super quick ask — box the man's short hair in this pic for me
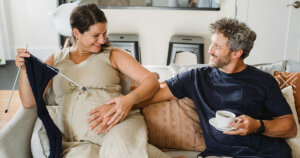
[210,18,256,59]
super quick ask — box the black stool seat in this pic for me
[108,34,141,63]
[167,35,204,65]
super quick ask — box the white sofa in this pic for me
[0,60,299,158]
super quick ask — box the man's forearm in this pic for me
[262,114,297,138]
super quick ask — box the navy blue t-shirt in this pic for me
[166,65,292,158]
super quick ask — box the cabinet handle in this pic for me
[287,1,300,8]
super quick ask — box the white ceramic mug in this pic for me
[216,110,241,128]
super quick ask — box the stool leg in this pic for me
[198,44,204,64]
[196,49,201,64]
[167,43,173,65]
[170,48,178,65]
[134,42,140,63]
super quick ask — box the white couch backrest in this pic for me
[122,60,300,95]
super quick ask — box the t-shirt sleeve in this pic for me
[264,78,292,117]
[166,70,193,99]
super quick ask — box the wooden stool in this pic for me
[167,35,204,65]
[108,34,141,63]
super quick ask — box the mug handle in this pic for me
[234,117,242,123]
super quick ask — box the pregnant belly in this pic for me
[61,90,122,141]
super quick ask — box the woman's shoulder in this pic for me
[109,47,137,67]
[97,45,119,58]
[110,47,126,54]
[53,47,71,66]
[110,47,134,58]
[44,53,54,66]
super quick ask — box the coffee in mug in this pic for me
[216,110,241,128]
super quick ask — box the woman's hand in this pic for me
[15,48,30,70]
[87,95,134,134]
[88,103,116,134]
[103,95,135,127]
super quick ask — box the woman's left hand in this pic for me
[87,96,134,134]
[103,96,134,127]
[88,103,115,134]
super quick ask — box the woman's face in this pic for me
[75,22,107,53]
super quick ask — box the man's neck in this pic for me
[219,60,247,74]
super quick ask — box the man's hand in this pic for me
[223,115,260,136]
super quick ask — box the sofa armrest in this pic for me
[0,106,37,158]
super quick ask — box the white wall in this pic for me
[103,0,236,64]
[0,0,12,64]
[6,0,235,64]
[7,0,59,59]
[284,0,300,61]
[6,0,299,65]
[237,0,300,64]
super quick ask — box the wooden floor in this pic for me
[0,60,19,90]
[0,90,21,129]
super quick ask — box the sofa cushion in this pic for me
[253,60,286,75]
[120,73,132,95]
[144,65,173,82]
[164,150,199,158]
[286,60,300,73]
[168,64,208,77]
[282,86,300,158]
[31,118,49,158]
[121,66,165,95]
[31,106,59,158]
[273,71,300,124]
[142,97,206,151]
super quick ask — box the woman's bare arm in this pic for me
[16,49,54,108]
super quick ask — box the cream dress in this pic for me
[49,46,170,158]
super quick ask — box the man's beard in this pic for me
[209,54,231,68]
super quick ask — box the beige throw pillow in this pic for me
[282,86,300,158]
[273,71,300,124]
[31,106,59,158]
[142,97,205,151]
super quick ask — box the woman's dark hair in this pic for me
[210,18,256,59]
[70,3,110,49]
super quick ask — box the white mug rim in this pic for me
[216,110,236,119]
[215,110,237,128]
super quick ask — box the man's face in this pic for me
[208,33,232,68]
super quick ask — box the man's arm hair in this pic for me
[134,81,176,108]
[263,114,297,138]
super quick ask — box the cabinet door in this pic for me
[285,0,300,61]
[237,0,300,64]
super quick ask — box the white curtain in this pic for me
[0,0,11,65]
